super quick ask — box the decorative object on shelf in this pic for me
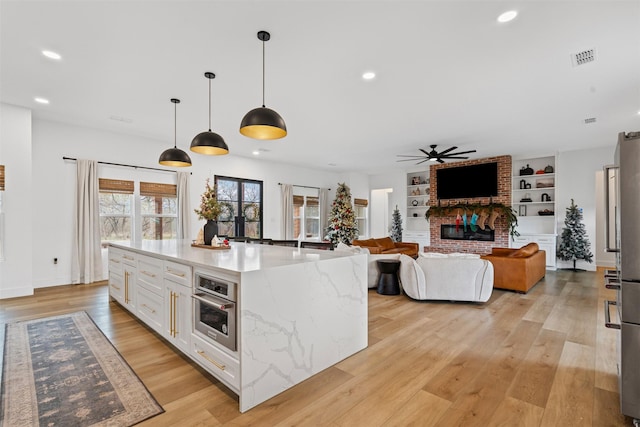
[520,195,532,202]
[425,202,519,238]
[412,188,420,196]
[325,182,358,245]
[390,205,403,242]
[159,98,192,167]
[519,205,527,216]
[544,165,554,173]
[195,229,204,245]
[519,164,534,175]
[239,30,287,140]
[243,203,260,221]
[194,178,221,245]
[519,179,526,189]
[525,182,532,189]
[557,198,593,271]
[190,72,229,156]
[412,176,420,185]
[413,213,418,217]
[536,179,554,188]
[411,199,419,206]
[396,144,477,164]
[541,193,551,202]
[535,169,545,174]
[538,209,554,216]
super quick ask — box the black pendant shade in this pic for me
[190,72,229,155]
[239,106,287,140]
[239,30,287,140]
[159,98,192,167]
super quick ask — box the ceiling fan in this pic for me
[397,145,477,164]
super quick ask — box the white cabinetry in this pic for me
[512,234,557,269]
[163,261,192,353]
[406,171,430,246]
[136,254,164,334]
[109,247,137,312]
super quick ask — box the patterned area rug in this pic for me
[1,311,163,426]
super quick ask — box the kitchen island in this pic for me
[108,240,367,412]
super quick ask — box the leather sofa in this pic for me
[398,253,494,302]
[481,243,546,293]
[351,237,419,258]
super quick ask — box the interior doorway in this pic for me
[370,188,393,238]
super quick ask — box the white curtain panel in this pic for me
[71,159,102,284]
[319,188,329,241]
[176,171,190,240]
[280,183,294,239]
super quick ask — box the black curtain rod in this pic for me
[63,157,192,175]
[278,182,330,191]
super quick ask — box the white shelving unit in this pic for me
[405,171,430,249]
[511,155,557,269]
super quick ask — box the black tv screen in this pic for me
[436,162,498,200]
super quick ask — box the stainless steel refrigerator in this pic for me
[604,131,640,424]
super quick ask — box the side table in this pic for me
[376,259,401,295]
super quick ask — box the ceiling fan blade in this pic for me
[437,158,445,164]
[396,158,425,162]
[418,148,433,157]
[441,149,477,157]
[416,158,432,165]
[396,154,427,158]
[437,146,458,156]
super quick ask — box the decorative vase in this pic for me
[203,220,218,245]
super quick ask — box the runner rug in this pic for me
[1,311,163,426]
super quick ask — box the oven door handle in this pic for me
[192,293,234,310]
[604,300,621,329]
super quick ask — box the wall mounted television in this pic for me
[436,162,498,200]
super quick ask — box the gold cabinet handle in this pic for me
[141,303,156,314]
[124,271,129,303]
[141,270,156,278]
[169,291,175,336]
[173,292,178,337]
[166,268,185,278]
[123,255,135,261]
[110,284,121,290]
[109,258,121,263]
[196,350,226,371]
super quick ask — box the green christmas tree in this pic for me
[325,183,359,245]
[557,199,593,271]
[390,205,403,242]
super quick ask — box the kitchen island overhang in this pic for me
[108,240,368,412]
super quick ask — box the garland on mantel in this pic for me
[425,202,519,238]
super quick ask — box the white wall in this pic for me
[369,170,407,236]
[0,104,34,298]
[21,115,342,291]
[556,146,614,271]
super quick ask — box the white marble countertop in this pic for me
[110,240,353,273]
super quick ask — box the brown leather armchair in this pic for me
[481,243,546,293]
[351,237,419,258]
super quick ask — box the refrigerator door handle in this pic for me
[604,164,620,253]
[604,300,621,329]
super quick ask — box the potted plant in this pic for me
[194,179,222,245]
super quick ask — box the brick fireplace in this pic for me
[425,155,512,255]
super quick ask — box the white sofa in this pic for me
[398,253,493,302]
[335,243,401,289]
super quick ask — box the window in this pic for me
[140,182,177,240]
[293,190,321,240]
[354,198,368,239]
[99,179,133,243]
[215,176,263,238]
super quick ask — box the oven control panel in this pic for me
[196,273,236,302]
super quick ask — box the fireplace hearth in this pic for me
[440,224,495,241]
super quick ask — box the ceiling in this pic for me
[1,1,639,173]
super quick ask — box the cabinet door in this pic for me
[137,285,164,334]
[164,281,191,353]
[123,265,137,312]
[109,271,124,303]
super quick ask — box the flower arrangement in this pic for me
[194,179,221,221]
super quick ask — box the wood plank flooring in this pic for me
[0,270,634,426]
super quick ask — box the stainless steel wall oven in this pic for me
[193,271,237,352]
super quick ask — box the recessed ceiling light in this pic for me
[34,97,50,104]
[497,10,518,23]
[328,162,337,167]
[42,50,61,60]
[252,150,260,155]
[362,72,376,80]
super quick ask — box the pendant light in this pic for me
[159,98,192,167]
[190,72,229,155]
[239,30,287,140]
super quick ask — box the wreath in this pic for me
[243,203,260,221]
[217,201,235,221]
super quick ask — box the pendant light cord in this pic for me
[174,102,177,148]
[262,38,266,108]
[208,77,212,131]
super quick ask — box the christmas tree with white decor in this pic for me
[390,205,403,242]
[557,199,593,271]
[325,183,359,246]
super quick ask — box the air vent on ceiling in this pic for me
[584,117,597,124]
[572,48,596,67]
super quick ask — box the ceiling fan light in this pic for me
[190,131,229,155]
[240,107,287,140]
[159,147,192,167]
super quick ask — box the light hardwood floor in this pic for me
[0,270,633,426]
